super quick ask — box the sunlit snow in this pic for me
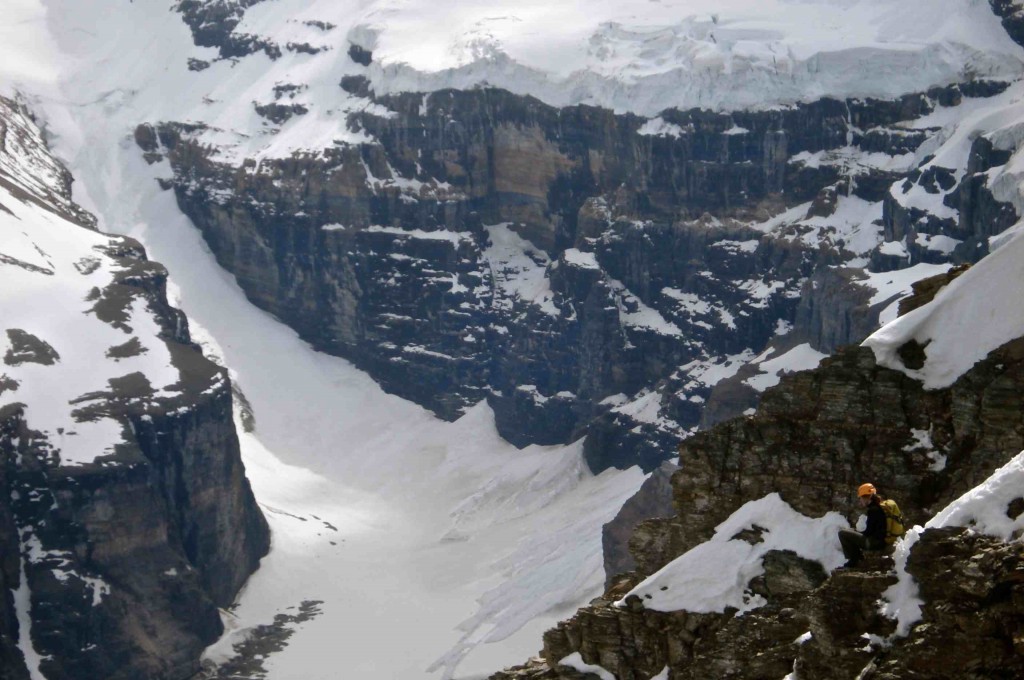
[617,494,847,613]
[865,227,1024,389]
[744,343,828,392]
[0,2,650,678]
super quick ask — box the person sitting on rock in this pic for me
[837,483,887,569]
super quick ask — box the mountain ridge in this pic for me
[0,93,269,680]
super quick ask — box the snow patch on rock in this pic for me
[617,493,847,613]
[864,228,1024,388]
[744,343,828,392]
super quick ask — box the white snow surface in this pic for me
[3,0,1024,676]
[562,248,600,270]
[296,0,1022,116]
[744,343,828,392]
[366,224,473,245]
[0,101,188,468]
[637,117,687,138]
[609,277,682,337]
[611,389,679,432]
[483,223,558,316]
[864,227,1024,389]
[675,350,758,393]
[558,652,616,680]
[796,194,884,256]
[3,0,1020,163]
[927,450,1024,541]
[13,549,45,680]
[853,263,952,326]
[618,494,847,613]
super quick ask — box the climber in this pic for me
[837,482,891,569]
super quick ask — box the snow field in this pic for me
[744,343,828,392]
[853,264,953,326]
[0,112,186,468]
[3,0,1024,676]
[316,0,1023,115]
[864,226,1024,389]
[9,0,1023,164]
[80,145,646,680]
[484,223,561,317]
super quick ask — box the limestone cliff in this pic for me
[0,96,269,680]
[146,72,1014,469]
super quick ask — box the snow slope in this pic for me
[617,494,847,613]
[1,3,646,678]
[0,99,190,468]
[744,343,829,393]
[351,0,1022,112]
[6,0,1021,163]
[851,74,1024,388]
[883,450,1024,636]
[116,170,646,680]
[864,227,1024,389]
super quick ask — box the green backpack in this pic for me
[881,499,906,544]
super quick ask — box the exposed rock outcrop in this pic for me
[862,527,1024,680]
[492,332,1024,680]
[658,335,1024,566]
[147,78,1013,469]
[174,0,279,59]
[991,0,1024,48]
[0,95,269,680]
[896,263,971,317]
[495,521,1024,680]
[601,462,678,588]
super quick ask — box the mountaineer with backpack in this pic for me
[837,483,905,569]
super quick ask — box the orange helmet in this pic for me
[857,483,877,498]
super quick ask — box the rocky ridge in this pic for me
[0,95,269,680]
[488,266,1024,679]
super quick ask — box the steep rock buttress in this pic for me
[0,95,269,680]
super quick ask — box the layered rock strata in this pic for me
[0,96,269,680]
[147,76,1014,468]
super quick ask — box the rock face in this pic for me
[863,527,1024,680]
[148,70,1015,469]
[896,263,971,317]
[490,332,1024,680]
[0,439,24,680]
[0,96,269,680]
[645,333,1024,575]
[601,461,678,588]
[175,0,279,59]
[991,0,1024,48]
[495,524,1024,680]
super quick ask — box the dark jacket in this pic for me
[863,499,887,549]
